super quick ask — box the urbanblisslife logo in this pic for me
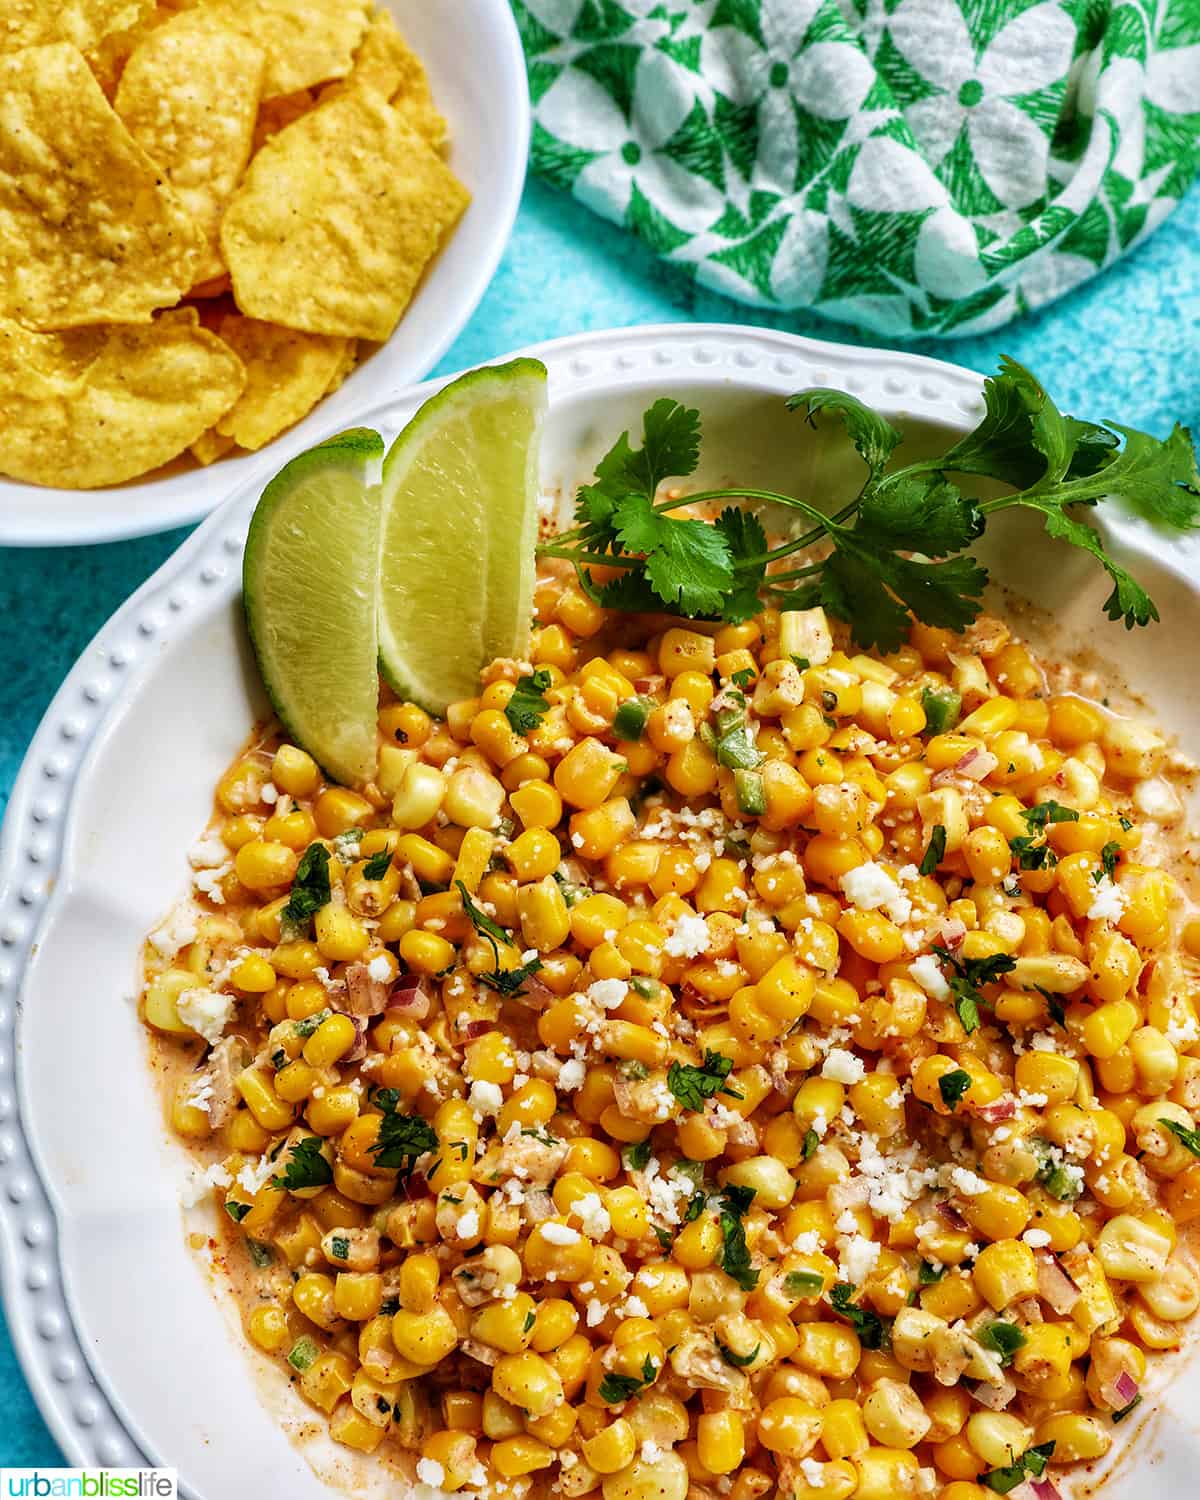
[0,1473,176,1497]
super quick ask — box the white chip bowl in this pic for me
[2,325,1199,1497]
[0,0,529,549]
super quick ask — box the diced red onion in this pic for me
[387,977,430,1018]
[402,1171,430,1200]
[1029,1479,1062,1500]
[978,1096,1016,1123]
[937,1199,968,1230]
[461,1018,495,1039]
[1036,1252,1081,1314]
[937,918,967,951]
[344,1015,367,1063]
[514,974,557,1010]
[972,1374,1016,1410]
[634,675,665,695]
[932,747,999,786]
[1114,1370,1140,1405]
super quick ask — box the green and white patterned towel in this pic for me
[513,0,1200,336]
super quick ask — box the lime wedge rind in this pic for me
[378,359,548,715]
[243,427,384,786]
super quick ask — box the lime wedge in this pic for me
[378,358,547,712]
[243,428,384,786]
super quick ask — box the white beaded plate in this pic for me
[1,325,1198,1496]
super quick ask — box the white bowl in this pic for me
[2,324,1198,1496]
[0,0,529,550]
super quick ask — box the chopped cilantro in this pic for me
[623,1139,652,1172]
[918,1261,945,1286]
[1160,1117,1200,1158]
[716,1339,760,1367]
[1022,800,1080,830]
[368,1110,438,1172]
[505,669,552,734]
[717,1185,759,1292]
[667,1050,738,1111]
[919,824,946,877]
[979,1320,1026,1366]
[938,1069,972,1110]
[362,848,393,881]
[801,1127,819,1161]
[981,1441,1055,1494]
[829,1283,887,1350]
[1100,840,1121,879]
[598,1355,658,1404]
[271,1136,332,1192]
[224,1200,251,1224]
[281,843,331,934]
[731,667,757,689]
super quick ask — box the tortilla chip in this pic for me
[251,87,314,153]
[0,307,245,487]
[187,0,369,99]
[0,43,203,329]
[83,4,170,96]
[222,86,469,341]
[115,13,265,285]
[0,0,152,53]
[350,9,446,148]
[323,337,358,396]
[191,426,237,464]
[211,313,349,450]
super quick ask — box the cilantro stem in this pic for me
[535,545,641,568]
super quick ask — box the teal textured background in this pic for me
[1,176,1198,1461]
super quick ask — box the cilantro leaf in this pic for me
[1010,834,1057,870]
[505,669,553,734]
[225,1200,251,1223]
[598,1354,658,1404]
[829,1283,887,1349]
[1034,504,1159,628]
[623,1139,652,1172]
[979,1320,1026,1367]
[714,505,768,624]
[456,879,543,993]
[613,493,733,616]
[802,1127,819,1161]
[981,1441,1055,1494]
[607,399,702,498]
[1022,800,1080,830]
[787,388,901,482]
[717,1186,759,1291]
[1100,840,1121,879]
[272,1135,333,1192]
[1160,1117,1200,1158]
[931,946,1015,1034]
[281,843,331,933]
[918,1260,945,1285]
[369,1110,438,1172]
[857,475,983,555]
[919,824,946,877]
[938,1069,972,1110]
[716,1339,760,1368]
[477,956,543,996]
[667,1051,737,1111]
[362,848,393,881]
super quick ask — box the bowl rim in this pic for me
[2,320,1198,1482]
[0,0,531,551]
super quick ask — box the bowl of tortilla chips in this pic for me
[0,0,529,546]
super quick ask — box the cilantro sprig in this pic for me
[828,1283,888,1350]
[280,843,332,935]
[982,1441,1055,1494]
[536,361,1199,651]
